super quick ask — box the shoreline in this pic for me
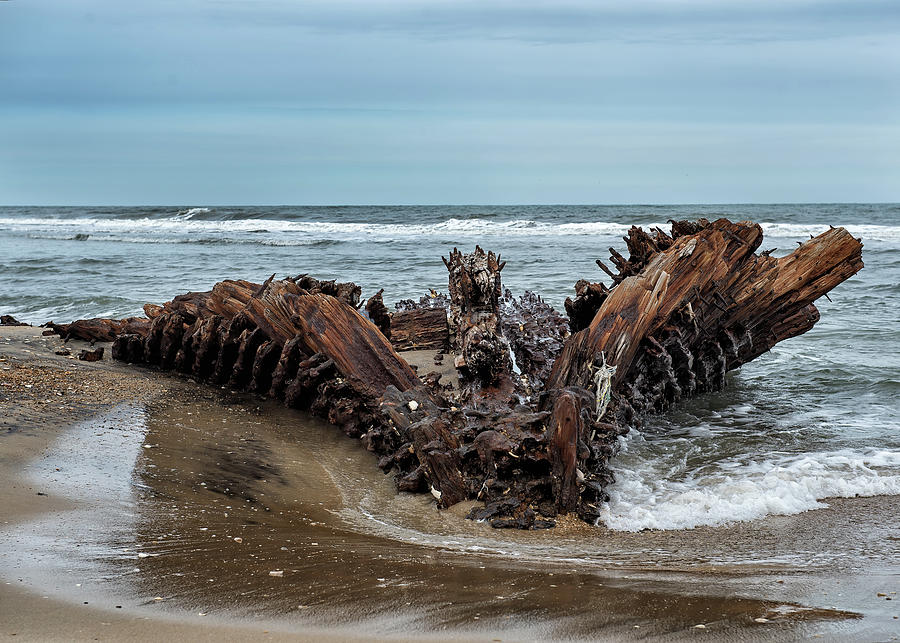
[1,326,898,641]
[0,327,392,642]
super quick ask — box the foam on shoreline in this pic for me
[601,447,900,531]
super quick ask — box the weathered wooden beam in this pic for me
[546,220,765,392]
[46,316,150,342]
[390,308,449,351]
[546,220,863,433]
[364,289,391,339]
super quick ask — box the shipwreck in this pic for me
[47,218,864,528]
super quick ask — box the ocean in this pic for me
[2,203,898,532]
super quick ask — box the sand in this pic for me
[1,325,898,642]
[0,328,376,641]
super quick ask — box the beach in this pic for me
[4,0,898,636]
[0,327,416,641]
[2,325,898,642]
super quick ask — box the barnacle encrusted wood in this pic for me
[52,218,863,528]
[443,245,512,390]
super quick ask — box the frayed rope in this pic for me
[590,351,617,420]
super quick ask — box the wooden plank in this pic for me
[390,308,449,351]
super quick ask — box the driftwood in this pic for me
[78,347,105,362]
[1,315,29,326]
[45,317,150,342]
[52,218,863,528]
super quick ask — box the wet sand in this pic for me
[1,326,898,641]
[0,328,373,642]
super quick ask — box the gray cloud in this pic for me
[0,1,897,204]
[204,0,900,44]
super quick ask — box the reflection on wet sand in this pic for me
[5,386,899,641]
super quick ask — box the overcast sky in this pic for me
[1,0,897,205]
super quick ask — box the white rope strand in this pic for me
[591,351,617,420]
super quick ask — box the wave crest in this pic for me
[174,207,212,219]
[2,215,899,245]
[600,448,900,531]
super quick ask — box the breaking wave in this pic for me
[600,445,900,531]
[1,215,898,246]
[23,231,343,247]
[174,207,212,219]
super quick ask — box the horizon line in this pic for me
[1,201,897,208]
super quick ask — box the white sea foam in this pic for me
[174,207,212,219]
[759,222,899,242]
[23,232,337,246]
[2,216,898,244]
[600,446,900,531]
[0,216,633,239]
